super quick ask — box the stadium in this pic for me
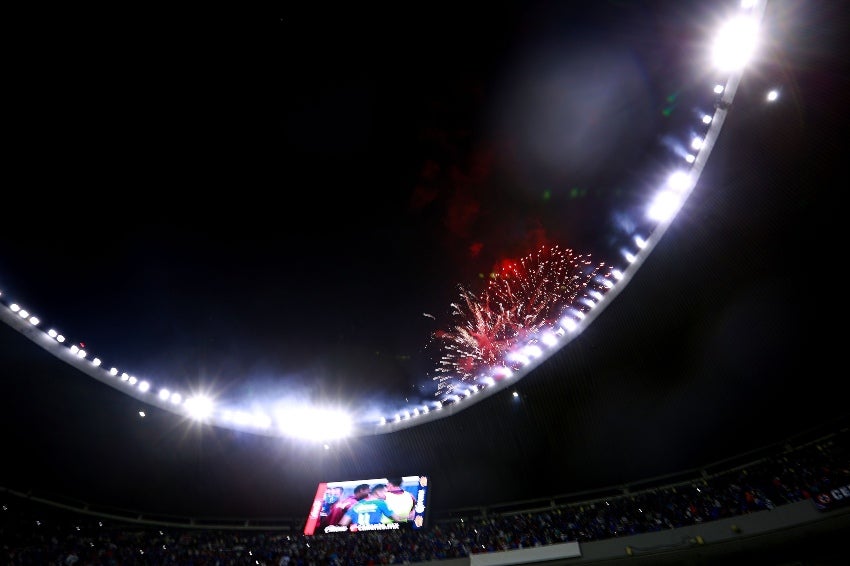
[2,0,849,563]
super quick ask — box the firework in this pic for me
[433,244,609,397]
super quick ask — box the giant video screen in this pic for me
[303,475,429,535]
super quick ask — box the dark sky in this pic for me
[2,0,848,521]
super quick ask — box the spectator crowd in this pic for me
[3,430,848,565]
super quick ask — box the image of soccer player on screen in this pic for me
[338,484,407,528]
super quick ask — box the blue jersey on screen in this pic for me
[345,498,395,525]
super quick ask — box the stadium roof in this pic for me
[1,0,847,522]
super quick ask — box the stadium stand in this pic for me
[3,421,849,565]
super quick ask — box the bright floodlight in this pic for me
[647,191,682,222]
[138,380,150,393]
[253,412,272,429]
[158,388,170,401]
[712,14,759,71]
[766,89,779,102]
[560,316,578,332]
[507,351,530,366]
[668,170,692,192]
[185,396,214,420]
[277,406,352,441]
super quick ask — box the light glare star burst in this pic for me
[433,245,609,397]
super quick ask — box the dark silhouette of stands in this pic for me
[3,419,849,565]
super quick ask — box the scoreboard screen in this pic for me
[303,475,429,536]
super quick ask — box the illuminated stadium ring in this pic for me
[0,0,768,442]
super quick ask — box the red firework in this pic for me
[433,244,609,397]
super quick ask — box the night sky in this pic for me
[2,0,848,521]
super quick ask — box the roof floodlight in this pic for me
[18,309,29,319]
[685,153,696,163]
[28,316,39,325]
[121,373,130,381]
[185,396,213,420]
[254,413,272,429]
[56,335,65,343]
[714,84,725,94]
[702,114,713,124]
[766,89,779,102]
[277,407,350,440]
[507,351,530,365]
[9,304,20,312]
[138,381,150,393]
[92,358,101,367]
[668,170,692,192]
[170,393,182,404]
[48,329,58,338]
[128,376,138,385]
[647,191,682,222]
[109,367,118,375]
[158,388,170,401]
[712,14,759,71]
[560,316,578,332]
